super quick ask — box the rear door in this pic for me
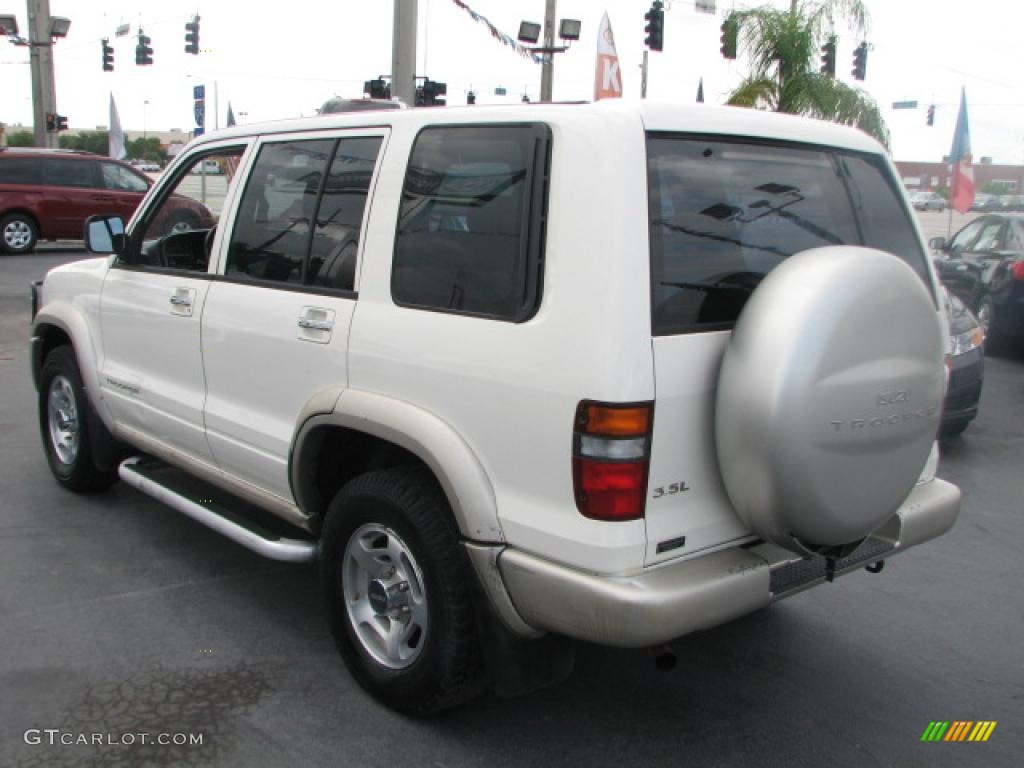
[201,129,387,501]
[644,134,934,566]
[39,157,97,238]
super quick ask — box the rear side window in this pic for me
[227,137,381,291]
[0,158,41,184]
[647,135,931,335]
[43,158,95,188]
[227,140,335,286]
[392,124,549,322]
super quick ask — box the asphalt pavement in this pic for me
[1,246,1021,768]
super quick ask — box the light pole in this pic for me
[143,100,149,141]
[1,1,71,148]
[517,1,581,102]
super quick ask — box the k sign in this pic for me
[594,12,622,100]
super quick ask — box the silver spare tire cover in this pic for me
[715,246,945,555]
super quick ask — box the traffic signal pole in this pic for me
[28,0,58,148]
[391,0,417,106]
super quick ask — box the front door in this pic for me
[99,142,249,462]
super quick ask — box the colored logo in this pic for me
[921,721,997,742]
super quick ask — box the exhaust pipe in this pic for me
[648,644,677,671]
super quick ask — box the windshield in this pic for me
[647,134,931,334]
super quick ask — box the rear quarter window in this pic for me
[647,135,931,335]
[392,123,550,322]
[0,158,42,185]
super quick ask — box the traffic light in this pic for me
[644,1,664,52]
[363,78,390,99]
[820,36,836,77]
[184,16,200,55]
[419,79,446,107]
[45,113,68,132]
[467,90,476,105]
[136,31,153,65]
[720,16,738,60]
[102,38,114,72]
[851,42,867,80]
[927,104,935,126]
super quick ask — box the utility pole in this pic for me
[391,0,417,106]
[28,0,58,148]
[540,0,556,102]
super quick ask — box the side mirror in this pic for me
[928,236,947,251]
[84,215,125,254]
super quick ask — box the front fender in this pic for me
[291,389,503,542]
[32,303,115,431]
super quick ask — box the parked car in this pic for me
[0,148,212,254]
[909,190,946,211]
[942,291,985,438]
[931,214,1024,346]
[31,101,960,714]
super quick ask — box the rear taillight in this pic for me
[572,401,653,521]
[1012,261,1024,281]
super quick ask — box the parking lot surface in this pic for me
[1,247,1021,767]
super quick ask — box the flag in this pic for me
[697,78,705,103]
[594,12,622,101]
[109,93,127,160]
[226,102,236,128]
[949,87,975,214]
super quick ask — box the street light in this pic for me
[0,14,19,36]
[517,3,582,102]
[2,8,73,148]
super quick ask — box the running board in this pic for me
[119,457,318,563]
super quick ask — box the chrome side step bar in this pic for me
[119,457,318,563]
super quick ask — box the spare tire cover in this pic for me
[715,246,945,554]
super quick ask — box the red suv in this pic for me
[0,148,212,254]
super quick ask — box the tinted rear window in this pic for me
[0,158,41,184]
[647,135,930,335]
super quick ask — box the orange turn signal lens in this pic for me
[579,404,652,437]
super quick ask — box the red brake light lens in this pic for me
[1012,261,1024,281]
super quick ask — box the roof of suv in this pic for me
[187,100,886,158]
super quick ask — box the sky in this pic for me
[2,0,1022,163]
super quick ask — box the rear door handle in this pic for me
[170,295,192,307]
[297,306,335,343]
[297,318,333,332]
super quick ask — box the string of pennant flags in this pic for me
[450,0,542,64]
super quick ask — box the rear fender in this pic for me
[290,389,502,542]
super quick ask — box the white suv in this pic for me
[30,101,960,714]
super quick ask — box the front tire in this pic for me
[0,212,38,254]
[38,346,118,491]
[320,466,485,715]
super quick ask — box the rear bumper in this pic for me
[487,478,961,647]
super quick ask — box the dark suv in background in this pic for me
[0,148,212,254]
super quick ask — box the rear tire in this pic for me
[0,212,38,254]
[38,346,118,491]
[320,466,485,715]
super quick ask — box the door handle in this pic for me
[170,295,193,307]
[297,317,333,332]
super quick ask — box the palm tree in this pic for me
[725,0,889,148]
